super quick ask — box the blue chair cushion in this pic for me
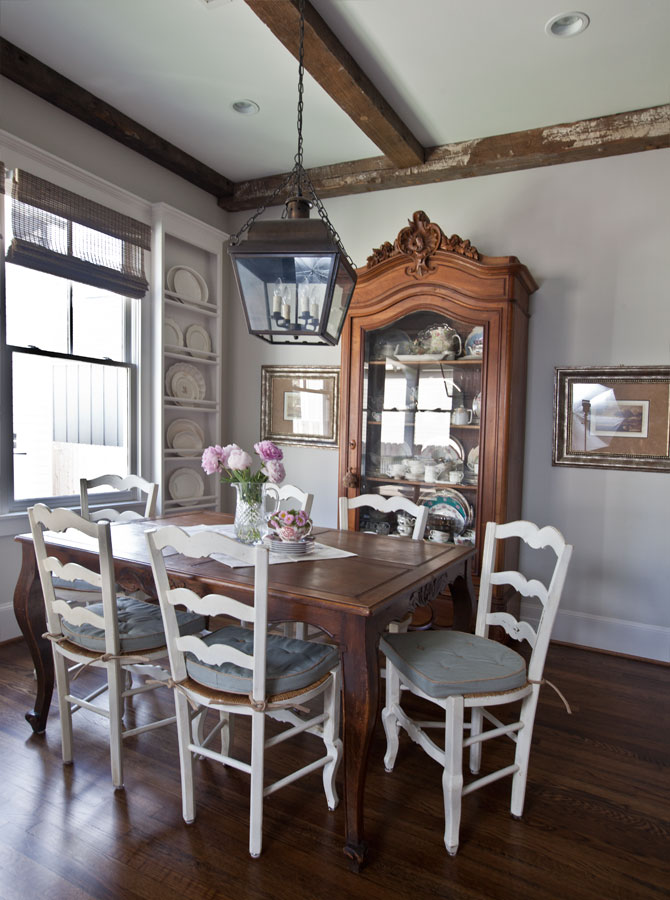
[380,630,528,699]
[61,596,205,653]
[52,576,103,601]
[186,625,339,696]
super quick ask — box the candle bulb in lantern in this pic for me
[309,301,319,319]
[281,302,291,320]
[272,278,283,315]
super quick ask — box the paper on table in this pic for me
[159,523,357,567]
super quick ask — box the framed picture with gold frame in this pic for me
[553,366,670,472]
[261,365,340,449]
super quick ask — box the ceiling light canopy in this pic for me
[228,0,357,345]
[545,11,590,37]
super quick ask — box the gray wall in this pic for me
[1,77,668,660]
[227,150,670,661]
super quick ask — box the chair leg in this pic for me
[442,695,464,856]
[175,692,196,824]
[220,710,232,759]
[192,707,207,759]
[321,668,342,811]
[107,661,124,790]
[53,650,73,765]
[382,661,402,772]
[510,690,540,818]
[249,711,266,858]
[469,708,483,774]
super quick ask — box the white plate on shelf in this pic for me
[168,468,204,503]
[166,363,206,402]
[166,266,209,304]
[394,353,446,362]
[171,430,203,457]
[164,317,184,348]
[185,324,212,357]
[467,445,479,471]
[166,417,205,447]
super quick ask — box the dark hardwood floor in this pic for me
[0,640,667,900]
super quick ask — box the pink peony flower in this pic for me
[262,459,285,484]
[254,440,283,462]
[201,445,226,475]
[228,448,253,471]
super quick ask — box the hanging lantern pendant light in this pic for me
[228,0,357,345]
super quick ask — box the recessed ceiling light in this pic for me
[232,99,260,116]
[545,11,590,37]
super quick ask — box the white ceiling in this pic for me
[1,0,669,184]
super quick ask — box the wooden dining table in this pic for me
[14,510,476,869]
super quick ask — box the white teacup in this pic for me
[448,469,464,484]
[389,463,406,478]
[429,529,449,543]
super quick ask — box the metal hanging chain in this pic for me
[230,0,353,267]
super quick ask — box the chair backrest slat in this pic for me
[146,526,269,703]
[339,494,429,541]
[476,519,573,682]
[80,474,158,521]
[276,483,314,517]
[28,503,122,654]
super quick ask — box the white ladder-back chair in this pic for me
[340,493,429,635]
[275,483,314,517]
[146,525,343,858]
[80,473,158,523]
[380,520,573,855]
[339,493,429,541]
[28,504,205,789]
[50,474,159,606]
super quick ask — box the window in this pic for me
[1,166,150,511]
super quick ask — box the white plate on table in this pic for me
[166,266,209,304]
[164,317,184,348]
[168,468,204,503]
[166,417,204,447]
[263,534,315,555]
[166,363,206,403]
[185,324,212,357]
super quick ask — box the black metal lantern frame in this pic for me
[228,0,357,345]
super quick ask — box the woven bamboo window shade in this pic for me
[5,168,151,298]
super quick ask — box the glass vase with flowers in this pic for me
[201,440,285,543]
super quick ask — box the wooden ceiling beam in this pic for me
[223,104,670,211]
[0,39,235,200]
[243,0,424,169]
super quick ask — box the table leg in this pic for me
[13,541,52,733]
[340,617,379,871]
[449,558,476,632]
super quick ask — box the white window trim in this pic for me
[0,131,154,523]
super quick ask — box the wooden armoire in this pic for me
[338,211,538,625]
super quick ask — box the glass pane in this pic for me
[5,263,69,352]
[12,352,129,502]
[72,283,126,360]
[360,313,483,545]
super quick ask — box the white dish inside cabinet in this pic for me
[152,204,228,514]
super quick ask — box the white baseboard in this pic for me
[521,601,670,663]
[0,602,21,644]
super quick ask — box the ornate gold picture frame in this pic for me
[261,365,340,449]
[553,366,670,472]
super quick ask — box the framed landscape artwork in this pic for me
[553,366,670,472]
[260,365,340,449]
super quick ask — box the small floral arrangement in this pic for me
[201,440,285,502]
[267,508,313,542]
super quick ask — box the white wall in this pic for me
[227,149,670,662]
